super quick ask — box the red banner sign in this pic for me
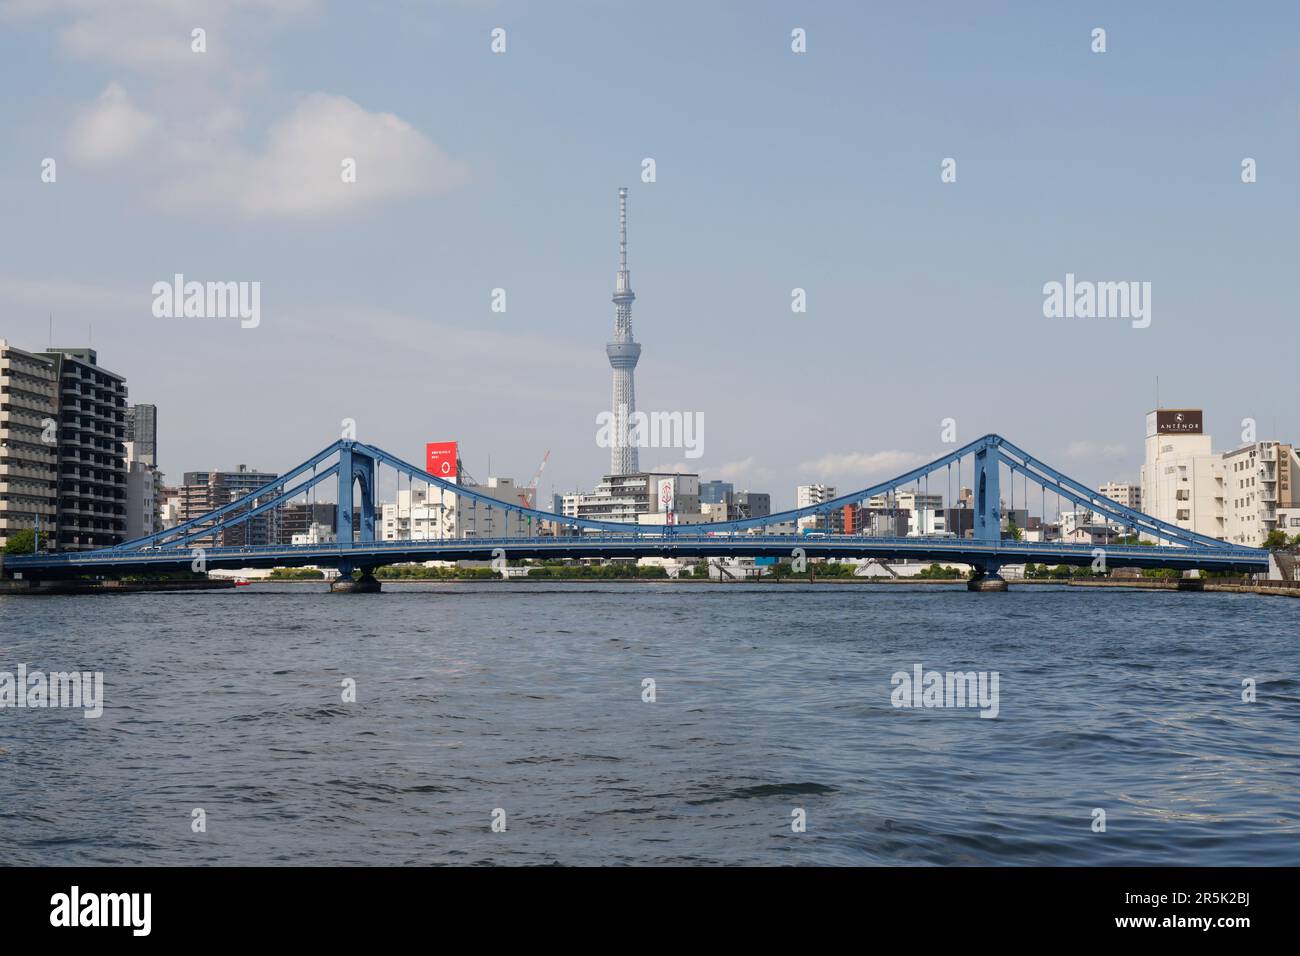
[426,441,458,480]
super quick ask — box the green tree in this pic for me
[918,562,962,579]
[269,567,324,579]
[3,528,36,554]
[1263,529,1291,550]
[1005,520,1023,541]
[1142,567,1181,579]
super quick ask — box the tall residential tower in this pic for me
[606,187,641,476]
[0,340,59,549]
[44,347,128,551]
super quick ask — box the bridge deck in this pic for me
[4,533,1270,578]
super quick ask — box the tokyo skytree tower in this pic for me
[605,187,642,476]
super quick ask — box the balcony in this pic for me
[0,411,39,431]
[0,462,57,481]
[2,385,56,407]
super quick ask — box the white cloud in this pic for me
[714,457,776,490]
[13,0,465,216]
[797,449,929,482]
[713,456,758,481]
[159,93,470,216]
[2,0,315,70]
[66,82,156,162]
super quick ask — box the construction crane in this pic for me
[517,451,550,510]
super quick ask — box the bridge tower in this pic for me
[973,441,1001,543]
[970,439,1007,591]
[606,186,641,476]
[333,442,381,592]
[336,442,377,544]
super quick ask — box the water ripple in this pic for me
[0,582,1297,865]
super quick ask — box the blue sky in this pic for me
[1,1,1297,509]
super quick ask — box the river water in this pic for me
[1,582,1297,866]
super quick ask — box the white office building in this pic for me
[1277,506,1300,539]
[1138,409,1225,541]
[796,483,838,532]
[1058,510,1093,537]
[158,492,182,530]
[796,484,836,508]
[865,490,945,536]
[1099,482,1141,511]
[123,440,160,541]
[1222,441,1300,547]
[563,472,700,526]
[292,522,337,545]
[382,477,532,540]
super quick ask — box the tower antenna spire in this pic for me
[618,186,628,271]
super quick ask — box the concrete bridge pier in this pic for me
[967,565,1008,592]
[330,566,382,593]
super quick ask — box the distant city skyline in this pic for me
[2,2,1297,511]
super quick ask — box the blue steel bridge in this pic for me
[3,434,1269,588]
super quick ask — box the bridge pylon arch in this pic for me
[337,442,377,545]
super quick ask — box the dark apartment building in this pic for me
[180,465,280,547]
[731,491,770,520]
[0,340,60,548]
[278,502,337,545]
[44,347,128,551]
